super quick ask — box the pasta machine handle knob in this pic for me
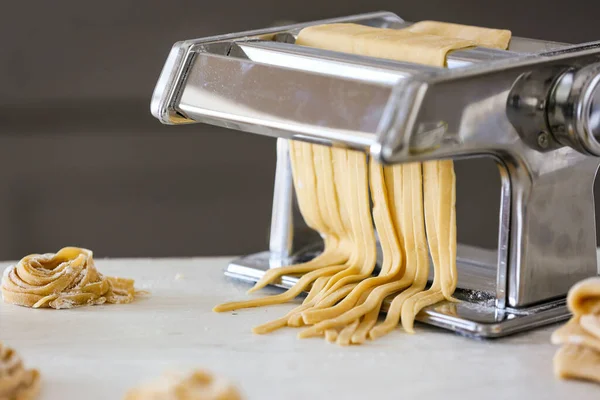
[547,62,600,156]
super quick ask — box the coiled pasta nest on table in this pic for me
[1,247,137,309]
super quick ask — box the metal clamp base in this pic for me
[225,248,569,339]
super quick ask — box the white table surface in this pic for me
[1,256,598,400]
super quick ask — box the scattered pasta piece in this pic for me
[0,342,40,400]
[124,369,242,400]
[554,345,600,383]
[552,277,600,384]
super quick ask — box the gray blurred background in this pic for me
[0,0,598,259]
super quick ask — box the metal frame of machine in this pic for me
[151,11,600,338]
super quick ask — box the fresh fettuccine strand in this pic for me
[214,142,354,312]
[300,154,379,324]
[214,142,373,313]
[370,162,430,338]
[357,21,509,338]
[292,22,479,341]
[251,276,331,334]
[282,148,374,327]
[253,281,358,334]
[246,141,351,294]
[393,23,511,334]
[316,150,376,294]
[398,161,448,333]
[298,160,404,332]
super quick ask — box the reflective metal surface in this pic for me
[151,11,600,336]
[506,65,567,152]
[590,78,600,141]
[177,51,391,150]
[547,63,600,156]
[268,138,294,267]
[150,11,404,125]
[369,41,600,307]
[231,41,436,85]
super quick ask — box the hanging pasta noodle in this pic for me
[213,141,376,313]
[297,160,406,343]
[373,22,510,336]
[215,21,511,344]
[251,147,366,333]
[245,142,351,295]
[293,22,510,340]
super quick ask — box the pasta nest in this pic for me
[1,247,135,309]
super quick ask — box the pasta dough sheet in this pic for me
[295,23,473,66]
[214,20,512,344]
[406,21,511,49]
[124,369,242,400]
[552,277,600,384]
[0,342,40,400]
[1,247,139,309]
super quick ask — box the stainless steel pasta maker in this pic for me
[150,11,600,338]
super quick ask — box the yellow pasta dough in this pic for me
[1,247,138,309]
[406,21,511,49]
[297,160,405,337]
[552,317,600,353]
[0,342,40,400]
[124,369,242,400]
[295,22,510,339]
[214,21,512,344]
[295,23,473,66]
[246,142,352,295]
[552,277,600,384]
[554,345,600,383]
[214,143,373,313]
[567,277,600,316]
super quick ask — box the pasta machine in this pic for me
[151,11,600,338]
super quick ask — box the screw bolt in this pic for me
[537,131,550,149]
